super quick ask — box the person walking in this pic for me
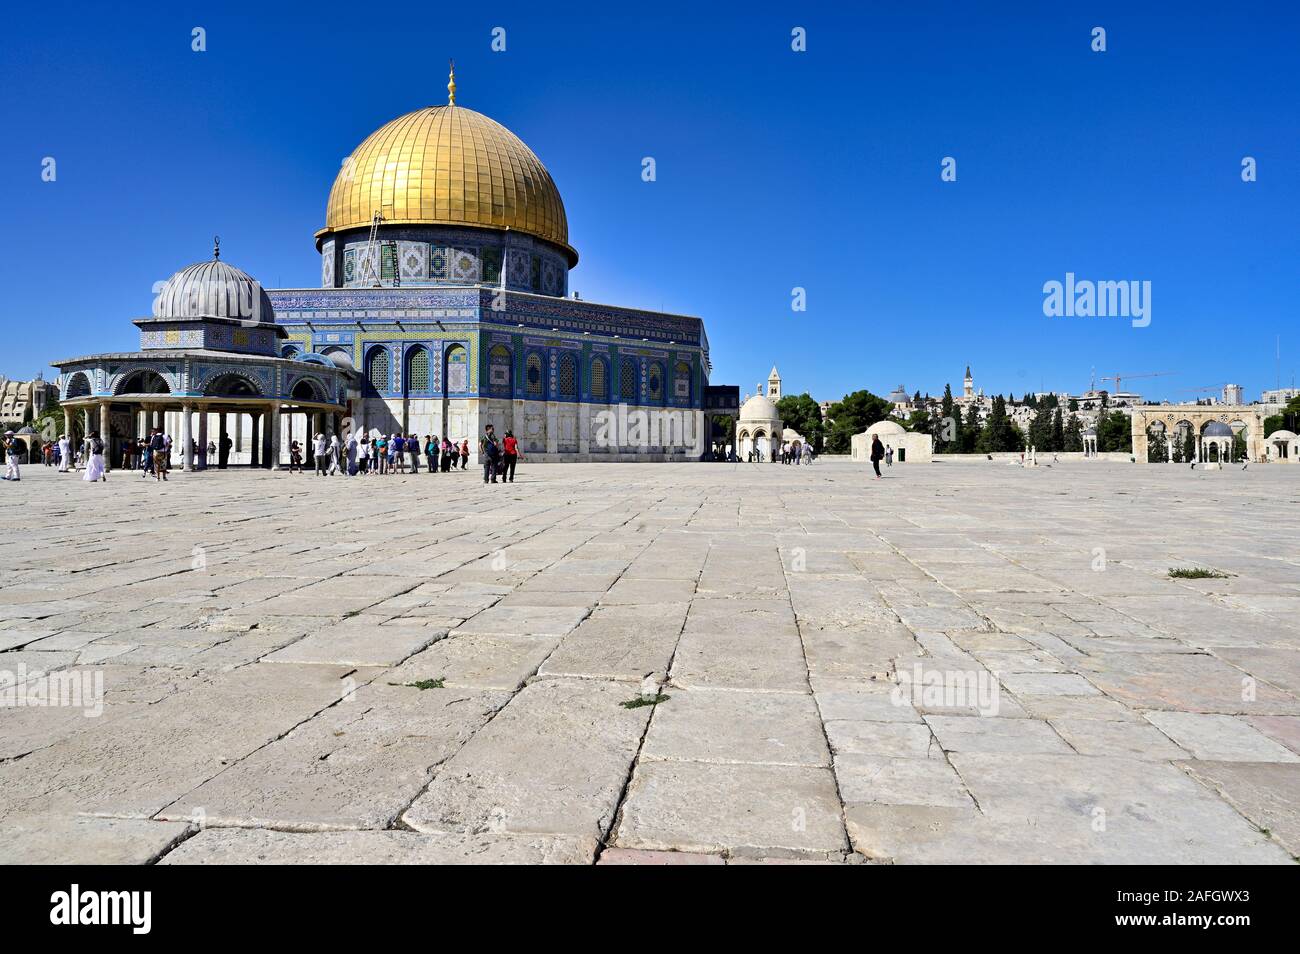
[459,438,470,470]
[144,428,166,481]
[82,431,108,482]
[346,433,358,476]
[313,432,329,476]
[425,435,438,474]
[1,431,21,482]
[408,434,420,474]
[289,440,304,473]
[374,433,387,474]
[328,432,341,475]
[357,434,370,475]
[440,437,452,472]
[501,430,521,483]
[58,433,71,473]
[885,445,893,468]
[870,433,885,479]
[480,424,500,483]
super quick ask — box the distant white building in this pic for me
[1223,383,1244,405]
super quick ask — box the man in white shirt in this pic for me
[313,433,329,477]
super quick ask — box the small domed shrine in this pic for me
[51,239,351,471]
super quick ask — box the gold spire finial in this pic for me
[213,234,221,260]
[447,59,456,105]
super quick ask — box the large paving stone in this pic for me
[1144,712,1300,762]
[1179,760,1300,856]
[0,815,191,864]
[615,760,848,856]
[250,619,444,667]
[642,689,830,766]
[160,826,597,864]
[386,632,559,690]
[157,683,508,830]
[0,663,364,820]
[402,679,649,839]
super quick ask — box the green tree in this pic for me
[1063,413,1083,452]
[1096,409,1132,453]
[775,393,825,452]
[1050,407,1064,451]
[962,403,981,453]
[976,395,1022,453]
[937,384,957,453]
[1147,428,1168,462]
[823,390,892,454]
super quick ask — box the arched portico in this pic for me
[1131,405,1266,463]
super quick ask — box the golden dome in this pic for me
[319,103,575,263]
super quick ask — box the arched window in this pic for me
[444,344,468,394]
[558,353,577,399]
[406,346,431,395]
[590,357,608,402]
[619,359,637,401]
[281,344,303,359]
[525,353,544,398]
[647,362,664,404]
[366,347,390,393]
[488,344,513,397]
[674,361,692,402]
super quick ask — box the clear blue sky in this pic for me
[3,1,1297,403]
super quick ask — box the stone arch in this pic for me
[114,368,171,396]
[281,343,303,359]
[63,371,92,400]
[204,372,263,398]
[290,377,329,402]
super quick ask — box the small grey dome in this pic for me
[154,255,274,323]
[1202,422,1234,437]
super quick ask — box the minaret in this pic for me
[768,365,782,401]
[963,365,973,399]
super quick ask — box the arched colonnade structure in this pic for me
[1131,405,1266,464]
[53,248,352,472]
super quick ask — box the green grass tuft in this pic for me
[621,693,670,709]
[389,678,445,690]
[1168,567,1231,579]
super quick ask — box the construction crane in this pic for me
[1099,370,1176,394]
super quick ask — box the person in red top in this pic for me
[501,431,522,483]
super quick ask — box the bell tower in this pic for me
[767,366,782,401]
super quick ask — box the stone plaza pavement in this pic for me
[1,459,1298,865]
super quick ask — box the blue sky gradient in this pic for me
[2,1,1297,403]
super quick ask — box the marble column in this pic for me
[180,403,194,471]
[269,404,282,470]
[63,407,72,443]
[199,410,210,469]
[249,413,261,468]
[99,401,112,472]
